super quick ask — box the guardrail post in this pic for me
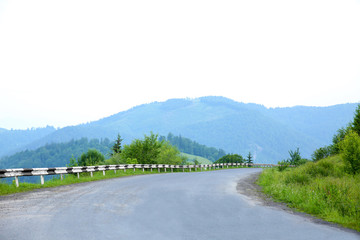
[158,167,160,173]
[164,167,167,172]
[90,172,93,177]
[151,167,153,172]
[77,173,80,179]
[142,168,144,172]
[15,176,19,187]
[103,170,106,176]
[60,174,64,180]
[40,175,44,185]
[114,169,116,174]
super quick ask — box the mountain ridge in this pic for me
[0,96,357,163]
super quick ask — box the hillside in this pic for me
[0,138,112,169]
[0,97,357,163]
[0,126,56,157]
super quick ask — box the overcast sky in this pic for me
[1,0,359,130]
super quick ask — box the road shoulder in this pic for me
[236,171,360,235]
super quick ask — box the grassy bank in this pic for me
[257,155,360,231]
[0,166,242,196]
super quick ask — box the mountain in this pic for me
[0,96,357,164]
[0,126,56,158]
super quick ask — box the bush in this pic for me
[258,156,360,231]
[312,146,333,161]
[277,160,289,172]
[77,149,105,166]
[340,130,360,175]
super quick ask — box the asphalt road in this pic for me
[0,169,359,240]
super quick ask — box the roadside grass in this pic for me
[257,155,360,232]
[0,165,244,196]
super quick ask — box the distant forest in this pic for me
[0,133,226,170]
[159,133,226,162]
[0,138,113,169]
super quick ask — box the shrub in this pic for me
[78,149,105,166]
[277,160,289,172]
[340,130,360,175]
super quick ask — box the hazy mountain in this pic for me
[0,126,56,158]
[0,97,357,163]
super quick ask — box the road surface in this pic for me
[0,168,359,240]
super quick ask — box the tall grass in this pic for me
[258,155,360,231]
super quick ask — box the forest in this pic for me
[0,133,226,170]
[158,133,226,162]
[0,138,113,169]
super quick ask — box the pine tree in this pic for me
[111,134,123,156]
[246,152,253,165]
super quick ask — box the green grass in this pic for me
[257,155,360,232]
[180,152,213,164]
[0,165,243,196]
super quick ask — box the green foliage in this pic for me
[180,153,212,165]
[258,156,360,231]
[339,130,360,175]
[77,149,105,166]
[214,154,244,164]
[352,104,360,136]
[68,155,78,167]
[122,132,163,164]
[246,152,253,165]
[126,158,138,164]
[104,153,123,165]
[311,146,333,161]
[288,148,301,166]
[331,126,352,154]
[111,134,123,156]
[159,133,226,162]
[0,138,112,169]
[156,142,184,165]
[277,160,289,172]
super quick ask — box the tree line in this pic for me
[70,132,187,167]
[0,138,112,169]
[158,133,226,162]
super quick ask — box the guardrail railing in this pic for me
[0,163,278,187]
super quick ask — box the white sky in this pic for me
[0,0,360,130]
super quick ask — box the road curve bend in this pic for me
[0,168,359,240]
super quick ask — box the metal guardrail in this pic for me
[0,163,278,187]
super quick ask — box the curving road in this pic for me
[0,169,359,240]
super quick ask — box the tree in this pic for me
[311,146,332,161]
[215,154,244,164]
[68,154,78,167]
[352,104,360,136]
[111,134,123,156]
[340,130,360,175]
[246,152,253,165]
[288,148,301,166]
[78,149,105,166]
[156,142,183,165]
[122,132,163,164]
[332,125,352,154]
